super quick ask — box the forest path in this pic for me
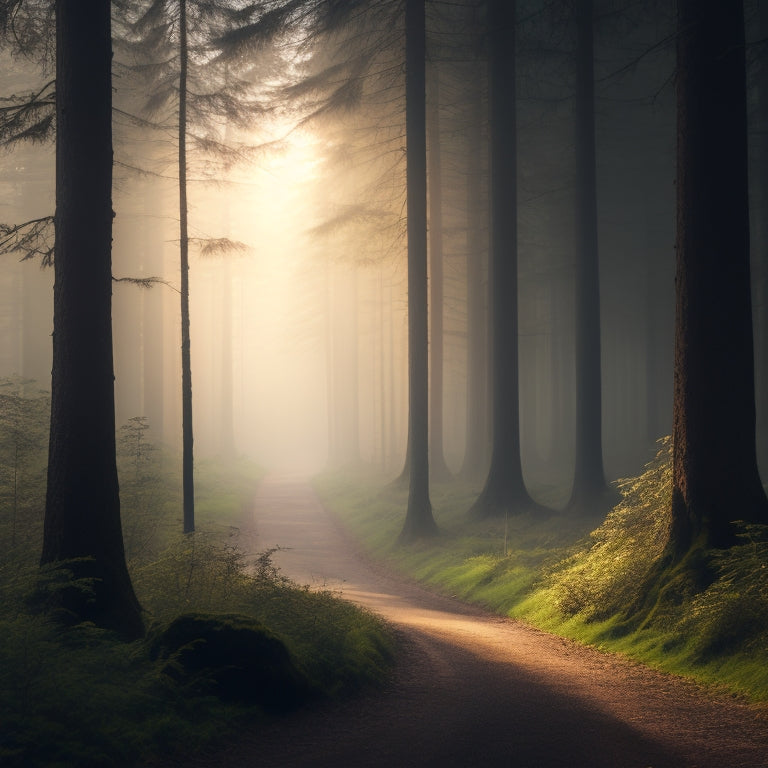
[188,475,768,768]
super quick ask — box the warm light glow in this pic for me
[190,124,330,474]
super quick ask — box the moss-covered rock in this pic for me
[150,612,312,711]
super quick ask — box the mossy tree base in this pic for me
[398,491,438,542]
[625,536,715,632]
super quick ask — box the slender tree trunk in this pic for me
[468,0,535,519]
[325,257,337,466]
[179,0,195,534]
[41,0,143,639]
[388,279,398,473]
[348,269,360,463]
[219,258,236,457]
[427,65,451,481]
[379,269,388,469]
[568,0,607,510]
[218,110,236,459]
[141,179,164,442]
[669,0,768,555]
[460,56,489,483]
[399,0,437,540]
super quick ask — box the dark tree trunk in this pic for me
[670,0,768,554]
[179,0,195,534]
[568,0,607,510]
[752,0,768,477]
[399,0,437,540]
[460,55,489,483]
[41,0,143,640]
[427,66,451,482]
[468,0,535,519]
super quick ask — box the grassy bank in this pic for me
[314,442,768,703]
[0,394,394,768]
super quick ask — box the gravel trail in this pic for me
[182,475,768,768]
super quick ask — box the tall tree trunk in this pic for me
[670,0,768,555]
[468,0,535,519]
[219,258,236,457]
[378,269,388,469]
[388,278,399,473]
[427,65,451,481]
[179,0,195,534]
[752,0,768,476]
[348,269,360,464]
[459,56,489,483]
[399,0,437,540]
[141,178,164,442]
[41,0,143,640]
[568,0,607,510]
[324,256,336,466]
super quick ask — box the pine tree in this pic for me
[40,0,143,640]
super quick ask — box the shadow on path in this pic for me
[177,475,768,768]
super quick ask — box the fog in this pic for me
[2,0,767,489]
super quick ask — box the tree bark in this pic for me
[179,0,195,534]
[399,0,437,540]
[568,0,607,509]
[752,0,768,476]
[670,0,768,554]
[468,0,536,519]
[41,0,143,639]
[427,65,451,482]
[459,54,489,483]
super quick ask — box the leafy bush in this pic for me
[150,612,312,710]
[0,404,395,767]
[545,437,672,620]
[679,523,768,658]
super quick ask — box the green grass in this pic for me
[0,396,395,768]
[314,442,768,704]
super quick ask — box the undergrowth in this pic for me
[0,386,394,767]
[315,439,768,702]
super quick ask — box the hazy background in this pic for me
[1,1,767,488]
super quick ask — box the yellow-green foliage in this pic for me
[318,442,768,701]
[680,524,768,659]
[545,437,672,620]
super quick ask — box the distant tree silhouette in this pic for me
[399,0,437,540]
[40,0,143,640]
[468,0,538,519]
[458,37,490,485]
[568,0,611,511]
[426,65,451,483]
[121,0,266,532]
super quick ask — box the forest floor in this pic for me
[174,475,768,768]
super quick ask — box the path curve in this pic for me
[185,476,768,768]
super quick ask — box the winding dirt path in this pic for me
[189,475,768,768]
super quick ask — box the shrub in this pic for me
[545,437,672,620]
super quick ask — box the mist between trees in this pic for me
[0,0,766,520]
